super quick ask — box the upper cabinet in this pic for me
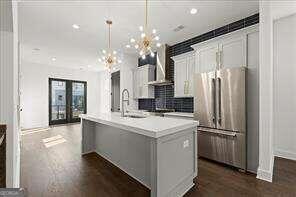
[172,51,195,98]
[133,64,155,99]
[193,34,247,73]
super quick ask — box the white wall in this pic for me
[0,0,20,187]
[20,61,102,129]
[273,14,296,161]
[258,1,296,182]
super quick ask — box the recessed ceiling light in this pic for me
[126,44,131,48]
[72,24,80,29]
[190,8,197,15]
[51,57,56,61]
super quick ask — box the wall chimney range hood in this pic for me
[148,44,173,86]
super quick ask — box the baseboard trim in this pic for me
[274,149,296,161]
[256,168,273,182]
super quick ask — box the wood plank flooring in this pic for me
[21,124,296,197]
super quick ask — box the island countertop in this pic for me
[80,113,198,138]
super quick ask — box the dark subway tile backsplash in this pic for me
[138,13,259,113]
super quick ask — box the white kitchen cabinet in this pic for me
[195,42,219,73]
[193,34,247,72]
[133,64,155,99]
[220,35,247,68]
[172,51,195,98]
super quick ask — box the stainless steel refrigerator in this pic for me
[194,67,246,170]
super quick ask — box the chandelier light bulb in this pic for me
[156,43,161,47]
[139,26,144,31]
[130,38,135,43]
[102,50,106,54]
[135,44,139,49]
[152,29,156,34]
[113,50,117,55]
[118,60,122,63]
[150,52,155,57]
[139,50,144,56]
[141,33,146,38]
[98,58,102,62]
[142,55,146,59]
[126,44,131,48]
[155,36,160,41]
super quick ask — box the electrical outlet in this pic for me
[183,140,189,148]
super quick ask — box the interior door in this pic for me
[111,71,120,112]
[216,67,246,133]
[49,79,67,125]
[194,71,216,128]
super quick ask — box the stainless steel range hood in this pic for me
[148,44,173,86]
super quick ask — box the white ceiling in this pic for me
[19,1,259,72]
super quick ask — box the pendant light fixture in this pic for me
[127,0,161,59]
[98,20,122,70]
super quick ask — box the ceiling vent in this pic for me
[173,25,185,32]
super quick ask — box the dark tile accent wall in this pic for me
[139,13,259,112]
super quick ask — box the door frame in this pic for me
[48,78,87,125]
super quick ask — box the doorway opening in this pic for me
[111,71,120,112]
[49,78,87,125]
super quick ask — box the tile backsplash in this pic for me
[138,13,259,113]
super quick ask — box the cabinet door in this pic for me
[174,58,187,97]
[196,43,219,73]
[187,55,195,97]
[141,66,149,85]
[219,35,247,69]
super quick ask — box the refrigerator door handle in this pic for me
[198,128,237,137]
[217,77,222,125]
[211,78,216,124]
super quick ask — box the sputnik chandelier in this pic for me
[99,20,122,70]
[128,0,161,59]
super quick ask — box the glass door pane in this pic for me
[71,82,86,120]
[50,80,67,124]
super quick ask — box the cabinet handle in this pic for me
[219,51,222,68]
[216,52,219,68]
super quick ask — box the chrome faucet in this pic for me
[121,89,130,117]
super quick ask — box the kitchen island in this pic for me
[80,113,198,197]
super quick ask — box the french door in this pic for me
[49,78,87,125]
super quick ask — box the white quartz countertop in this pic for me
[163,112,194,118]
[80,112,198,138]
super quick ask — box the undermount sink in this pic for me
[125,114,147,118]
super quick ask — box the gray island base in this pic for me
[81,113,198,197]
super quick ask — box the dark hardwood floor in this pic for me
[21,124,296,197]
